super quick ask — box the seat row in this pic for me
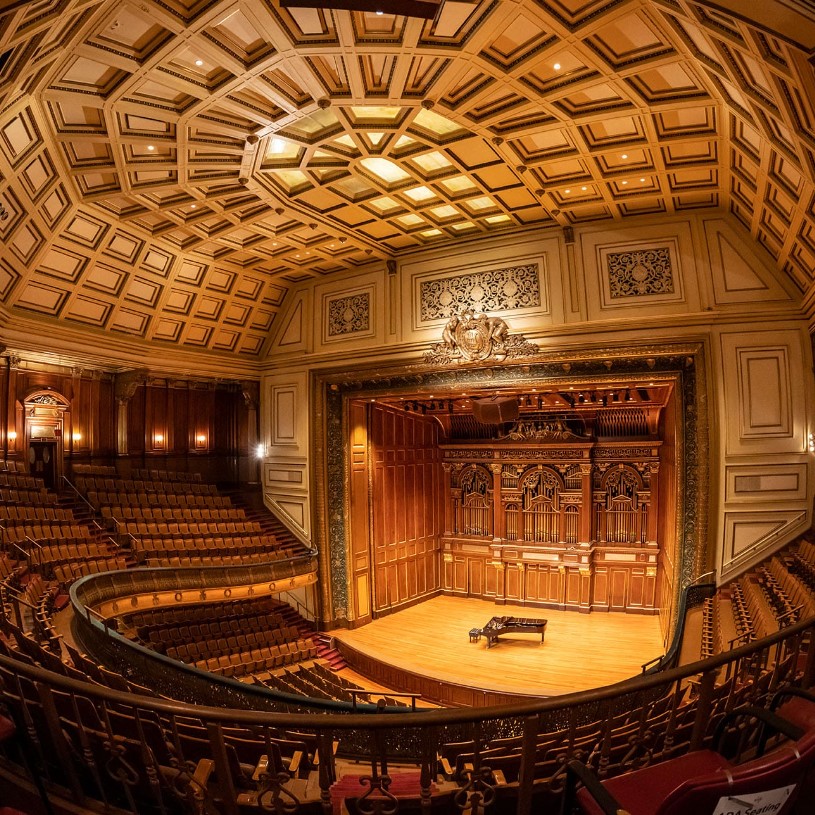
[195,639,318,677]
[88,489,231,508]
[76,476,217,496]
[0,472,44,490]
[128,597,286,631]
[131,467,203,484]
[123,519,264,536]
[0,487,57,505]
[27,540,120,567]
[146,615,288,646]
[4,522,95,543]
[52,556,130,585]
[130,534,280,554]
[142,552,284,568]
[0,505,74,522]
[102,505,247,522]
[166,626,301,662]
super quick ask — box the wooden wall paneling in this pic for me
[349,400,371,623]
[127,385,145,455]
[468,557,484,596]
[609,568,628,611]
[453,556,467,594]
[628,568,646,608]
[369,404,442,615]
[592,568,608,609]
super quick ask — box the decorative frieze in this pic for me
[419,263,541,322]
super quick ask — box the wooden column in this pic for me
[242,381,259,483]
[490,463,504,541]
[442,463,454,536]
[647,462,659,545]
[579,463,593,544]
[114,370,147,457]
[493,560,506,604]
[4,353,19,459]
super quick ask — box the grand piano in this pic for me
[476,616,548,648]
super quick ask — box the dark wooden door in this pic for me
[29,441,56,488]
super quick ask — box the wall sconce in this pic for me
[72,432,82,442]
[256,443,265,459]
[809,432,815,453]
[8,431,16,441]
[196,434,206,444]
[154,433,165,448]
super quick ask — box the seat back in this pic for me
[658,730,815,815]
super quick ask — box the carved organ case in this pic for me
[441,440,661,614]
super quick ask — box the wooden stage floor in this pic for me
[330,595,665,698]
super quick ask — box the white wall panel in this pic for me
[260,370,311,539]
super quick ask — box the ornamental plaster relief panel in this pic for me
[401,233,563,339]
[579,220,702,320]
[314,270,385,350]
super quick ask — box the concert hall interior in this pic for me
[2,1,815,814]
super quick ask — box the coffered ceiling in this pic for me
[0,0,814,359]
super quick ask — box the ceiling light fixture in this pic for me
[194,59,204,67]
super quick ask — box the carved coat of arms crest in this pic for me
[425,309,539,365]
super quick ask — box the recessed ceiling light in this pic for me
[553,63,561,70]
[190,204,196,209]
[194,59,204,67]
[581,186,587,191]
[564,189,571,194]
[640,177,646,182]
[621,180,628,185]
[147,145,155,151]
[621,154,628,159]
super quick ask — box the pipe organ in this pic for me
[441,442,661,614]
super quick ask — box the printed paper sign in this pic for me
[712,785,795,815]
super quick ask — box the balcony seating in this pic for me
[563,704,815,815]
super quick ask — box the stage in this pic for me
[329,595,665,699]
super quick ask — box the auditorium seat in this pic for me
[563,705,815,815]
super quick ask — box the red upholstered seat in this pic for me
[0,714,15,742]
[575,750,731,815]
[571,709,815,815]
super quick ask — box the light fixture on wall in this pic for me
[196,434,206,444]
[7,431,16,441]
[72,432,82,442]
[809,432,815,453]
[256,443,265,459]
[154,433,165,448]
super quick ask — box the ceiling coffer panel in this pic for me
[0,0,810,354]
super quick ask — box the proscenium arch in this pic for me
[313,341,709,638]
